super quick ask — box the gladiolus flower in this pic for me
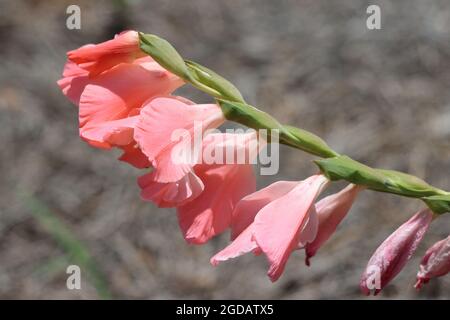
[137,132,258,210]
[58,31,185,168]
[58,34,184,168]
[57,56,184,167]
[177,162,256,244]
[415,235,450,289]
[230,181,299,240]
[360,208,433,295]
[304,184,363,266]
[77,60,182,147]
[67,30,146,76]
[134,97,226,183]
[174,132,258,243]
[211,174,329,282]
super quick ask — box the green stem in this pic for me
[138,33,450,214]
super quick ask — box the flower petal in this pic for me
[177,163,256,244]
[57,60,89,105]
[118,143,151,169]
[138,170,204,208]
[304,184,362,265]
[210,225,259,266]
[360,208,433,295]
[298,206,319,247]
[67,30,145,75]
[79,62,183,129]
[80,115,139,148]
[230,181,298,240]
[134,97,225,183]
[253,174,329,281]
[415,236,450,289]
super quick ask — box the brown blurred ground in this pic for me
[0,0,449,299]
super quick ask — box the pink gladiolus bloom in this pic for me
[230,181,299,240]
[175,133,258,243]
[177,162,256,244]
[137,132,258,209]
[58,31,184,168]
[57,56,184,167]
[304,184,363,266]
[415,235,450,289]
[77,60,183,146]
[134,97,225,183]
[211,174,330,282]
[360,208,433,295]
[67,30,146,76]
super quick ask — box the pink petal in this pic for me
[80,116,139,148]
[177,163,256,244]
[57,60,89,105]
[134,98,225,183]
[67,30,145,75]
[415,236,450,289]
[79,62,183,129]
[305,184,362,265]
[360,208,433,295]
[210,225,259,266]
[298,206,319,247]
[118,143,151,169]
[253,174,329,282]
[138,170,204,208]
[230,181,298,240]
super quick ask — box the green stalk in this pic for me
[138,33,450,214]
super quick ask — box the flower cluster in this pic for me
[58,31,449,294]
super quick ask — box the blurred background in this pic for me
[0,0,449,299]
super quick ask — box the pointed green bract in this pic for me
[139,33,191,80]
[138,33,245,101]
[283,125,338,158]
[377,169,440,197]
[422,194,450,214]
[185,60,245,103]
[315,156,449,213]
[217,99,338,158]
[314,156,388,190]
[218,99,283,130]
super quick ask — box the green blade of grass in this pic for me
[19,191,112,299]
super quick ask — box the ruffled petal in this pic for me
[67,30,145,75]
[118,143,151,169]
[80,116,139,148]
[79,62,183,129]
[177,163,256,244]
[138,170,204,208]
[134,97,225,183]
[57,60,89,105]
